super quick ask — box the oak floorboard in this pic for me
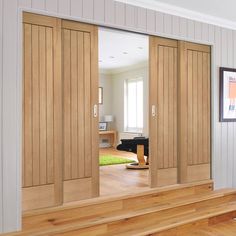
[99,148,149,196]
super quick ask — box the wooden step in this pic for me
[10,188,236,236]
[5,180,213,236]
[169,218,236,236]
[114,202,236,236]
[47,189,236,236]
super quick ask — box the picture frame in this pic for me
[220,67,236,122]
[99,87,103,104]
[99,122,107,131]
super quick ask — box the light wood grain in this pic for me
[4,181,215,235]
[22,13,62,211]
[150,36,178,187]
[179,41,211,183]
[62,19,99,202]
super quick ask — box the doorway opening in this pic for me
[98,27,149,196]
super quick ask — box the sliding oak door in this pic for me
[178,42,211,183]
[149,37,178,187]
[62,20,99,202]
[22,13,62,211]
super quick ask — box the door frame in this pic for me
[17,6,215,227]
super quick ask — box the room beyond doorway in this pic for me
[98,27,149,196]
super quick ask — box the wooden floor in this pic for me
[99,148,149,196]
[181,220,236,236]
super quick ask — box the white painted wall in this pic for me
[111,65,149,138]
[99,73,113,120]
[0,0,236,233]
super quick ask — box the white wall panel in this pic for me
[233,31,236,188]
[115,1,125,26]
[212,26,222,189]
[155,11,164,34]
[187,19,195,39]
[82,0,94,20]
[179,17,187,38]
[32,0,45,10]
[104,0,115,24]
[2,0,20,233]
[202,23,209,42]
[58,0,70,15]
[163,13,172,35]
[1,0,236,233]
[208,24,215,42]
[0,0,3,231]
[126,4,136,28]
[45,0,58,13]
[94,0,105,23]
[137,6,146,31]
[147,9,155,33]
[19,0,31,8]
[221,28,228,188]
[194,21,202,40]
[172,15,180,36]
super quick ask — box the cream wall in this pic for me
[99,64,148,143]
[111,65,149,138]
[1,0,236,233]
[99,73,113,120]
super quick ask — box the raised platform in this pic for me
[4,180,236,235]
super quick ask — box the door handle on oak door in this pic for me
[93,104,98,118]
[152,105,157,117]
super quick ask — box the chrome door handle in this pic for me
[152,105,156,117]
[93,104,98,118]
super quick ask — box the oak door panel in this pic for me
[22,13,62,211]
[149,37,178,187]
[178,41,211,183]
[62,20,99,202]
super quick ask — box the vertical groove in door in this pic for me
[84,32,92,178]
[77,32,85,179]
[63,29,71,181]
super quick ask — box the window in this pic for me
[124,78,143,132]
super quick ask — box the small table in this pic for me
[99,130,117,148]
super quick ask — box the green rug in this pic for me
[99,155,135,166]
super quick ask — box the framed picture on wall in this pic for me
[220,67,236,122]
[99,122,107,131]
[99,87,103,104]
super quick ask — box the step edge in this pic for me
[21,191,236,236]
[116,206,236,236]
[23,180,213,217]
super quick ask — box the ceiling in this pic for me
[98,28,148,74]
[153,0,236,22]
[116,0,236,29]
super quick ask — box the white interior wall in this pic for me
[99,73,113,120]
[1,0,236,233]
[111,65,149,139]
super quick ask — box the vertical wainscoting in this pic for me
[0,0,236,233]
[0,0,3,232]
